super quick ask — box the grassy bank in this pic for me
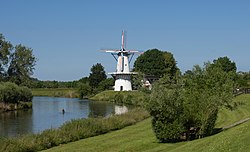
[90,90,148,106]
[31,88,78,98]
[44,94,250,152]
[0,108,149,152]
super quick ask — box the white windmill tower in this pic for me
[102,31,139,91]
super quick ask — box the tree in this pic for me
[7,44,36,85]
[211,56,237,73]
[89,63,107,88]
[133,49,178,78]
[148,61,235,143]
[183,63,235,136]
[97,78,114,91]
[0,34,12,80]
[147,74,185,142]
[78,83,92,99]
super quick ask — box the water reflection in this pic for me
[0,96,128,137]
[88,101,114,118]
[115,105,128,115]
[0,109,33,137]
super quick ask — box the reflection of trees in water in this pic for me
[88,101,115,118]
[0,109,33,137]
[114,105,128,115]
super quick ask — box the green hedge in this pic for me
[0,108,149,152]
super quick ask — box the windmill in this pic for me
[101,31,140,91]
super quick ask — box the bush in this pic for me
[0,82,33,109]
[147,75,185,142]
[0,82,20,104]
[147,63,235,143]
[19,86,33,102]
[78,83,92,99]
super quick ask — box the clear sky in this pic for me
[1,0,249,81]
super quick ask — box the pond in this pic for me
[0,96,128,137]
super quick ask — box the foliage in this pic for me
[89,63,107,88]
[133,49,178,78]
[0,34,37,85]
[0,82,33,103]
[0,34,12,80]
[183,63,235,136]
[29,79,80,89]
[211,56,237,73]
[78,83,92,99]
[147,75,185,142]
[236,71,250,88]
[0,108,149,152]
[7,44,36,85]
[97,78,114,91]
[148,61,235,142]
[131,71,144,90]
[18,86,33,102]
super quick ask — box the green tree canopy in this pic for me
[0,34,37,85]
[7,44,36,85]
[133,49,178,78]
[89,63,107,88]
[0,34,12,79]
[211,56,237,73]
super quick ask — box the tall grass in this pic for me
[31,88,78,98]
[0,108,149,152]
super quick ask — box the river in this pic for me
[0,96,128,137]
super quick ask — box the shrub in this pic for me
[0,82,33,110]
[78,83,92,99]
[0,82,20,104]
[19,86,33,102]
[147,75,185,142]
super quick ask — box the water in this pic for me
[0,96,128,137]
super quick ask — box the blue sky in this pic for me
[1,0,249,81]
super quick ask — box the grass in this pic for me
[216,94,250,128]
[90,90,148,106]
[44,94,250,152]
[31,88,78,98]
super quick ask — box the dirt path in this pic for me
[222,117,250,130]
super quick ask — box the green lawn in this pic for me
[44,94,250,152]
[32,88,78,98]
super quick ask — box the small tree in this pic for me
[183,63,235,136]
[134,49,178,78]
[78,83,92,99]
[147,75,185,142]
[89,63,107,89]
[148,61,235,142]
